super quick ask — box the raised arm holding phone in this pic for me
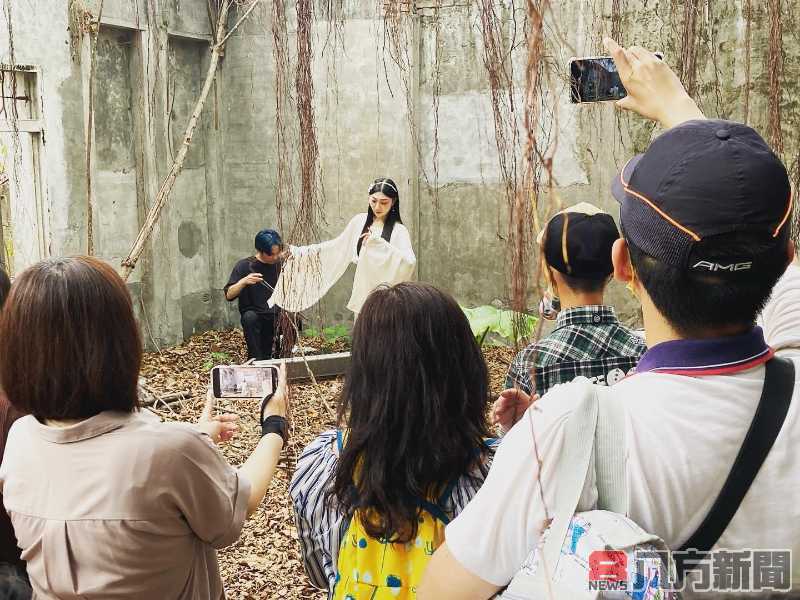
[0,256,291,599]
[421,39,800,599]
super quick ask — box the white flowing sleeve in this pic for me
[347,223,416,314]
[269,215,365,313]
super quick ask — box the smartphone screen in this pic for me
[212,365,277,398]
[569,54,662,103]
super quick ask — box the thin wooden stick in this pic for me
[120,0,262,280]
[215,0,262,49]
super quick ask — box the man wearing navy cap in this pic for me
[224,229,286,360]
[504,202,645,398]
[421,39,799,599]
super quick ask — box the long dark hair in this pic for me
[357,177,402,255]
[331,282,491,543]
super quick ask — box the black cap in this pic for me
[611,119,793,275]
[542,203,619,280]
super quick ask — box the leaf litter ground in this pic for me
[141,329,515,599]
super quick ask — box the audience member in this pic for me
[505,202,645,397]
[225,229,286,360]
[290,282,498,598]
[759,255,800,356]
[0,266,31,600]
[0,256,289,599]
[420,39,799,599]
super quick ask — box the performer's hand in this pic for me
[279,246,293,261]
[240,273,263,286]
[359,232,371,244]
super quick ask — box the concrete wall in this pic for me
[1,0,797,346]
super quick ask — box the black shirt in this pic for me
[224,257,281,315]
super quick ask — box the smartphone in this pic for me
[211,365,279,399]
[569,54,663,103]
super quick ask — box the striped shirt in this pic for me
[289,430,499,592]
[506,305,646,396]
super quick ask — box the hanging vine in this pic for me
[742,0,752,123]
[0,0,22,225]
[479,0,518,210]
[382,1,432,189]
[319,0,346,209]
[85,0,105,256]
[479,0,527,310]
[291,0,324,244]
[430,5,442,203]
[766,0,784,154]
[677,0,700,97]
[271,0,294,233]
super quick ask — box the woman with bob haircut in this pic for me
[270,177,416,317]
[290,282,498,596]
[0,256,290,599]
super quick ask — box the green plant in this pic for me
[461,305,538,347]
[322,324,349,342]
[301,323,351,352]
[302,326,319,338]
[203,351,232,372]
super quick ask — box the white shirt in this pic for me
[446,278,800,598]
[269,213,416,315]
[759,262,800,357]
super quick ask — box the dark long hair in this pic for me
[331,282,491,543]
[357,177,402,256]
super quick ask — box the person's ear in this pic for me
[612,238,634,284]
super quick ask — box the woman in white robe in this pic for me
[270,178,416,317]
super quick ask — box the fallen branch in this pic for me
[216,0,262,49]
[120,0,260,280]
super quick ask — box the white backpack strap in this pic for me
[595,391,627,514]
[541,383,599,576]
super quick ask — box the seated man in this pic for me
[420,39,800,599]
[224,229,284,360]
[505,202,645,396]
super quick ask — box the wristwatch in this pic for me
[261,415,289,444]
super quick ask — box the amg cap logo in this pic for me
[692,260,753,272]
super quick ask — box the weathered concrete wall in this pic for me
[1,0,798,345]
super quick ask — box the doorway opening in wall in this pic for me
[0,65,46,276]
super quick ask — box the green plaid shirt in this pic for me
[506,305,646,396]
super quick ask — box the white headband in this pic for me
[369,180,398,194]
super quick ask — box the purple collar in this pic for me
[636,326,773,376]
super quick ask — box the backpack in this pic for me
[496,357,794,599]
[331,431,456,600]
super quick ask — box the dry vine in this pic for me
[271,0,294,234]
[382,1,433,189]
[742,0,753,123]
[766,0,784,154]
[290,0,325,244]
[677,0,700,97]
[430,5,442,203]
[478,0,528,312]
[0,0,22,231]
[85,0,105,256]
